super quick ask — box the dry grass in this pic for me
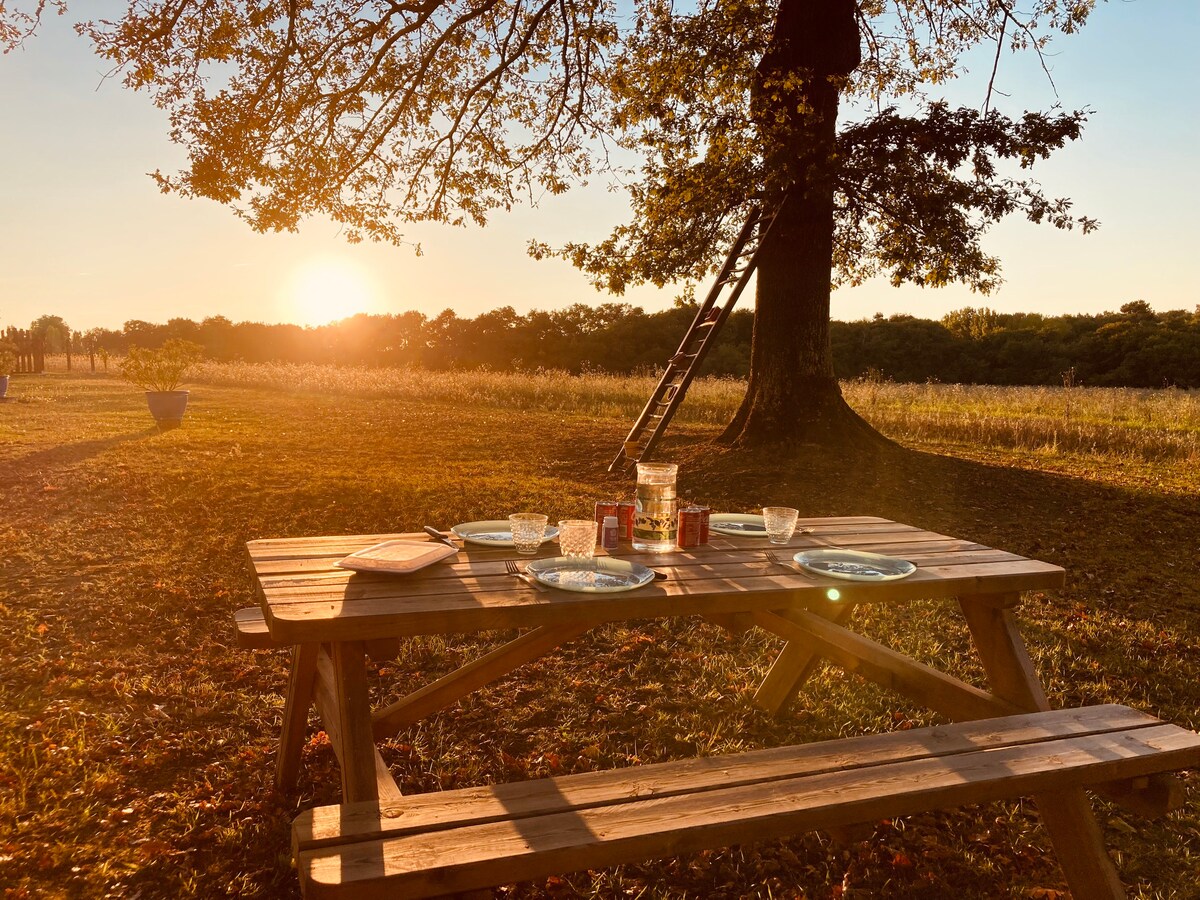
[184,360,1200,463]
[844,380,1200,463]
[52,355,1200,463]
[187,359,748,426]
[1,370,1198,899]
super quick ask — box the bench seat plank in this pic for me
[295,704,1158,852]
[294,707,1200,898]
[235,606,282,649]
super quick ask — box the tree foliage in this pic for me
[4,0,1096,291]
[56,302,1200,389]
[30,313,71,352]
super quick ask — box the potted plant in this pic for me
[120,339,204,430]
[0,341,17,399]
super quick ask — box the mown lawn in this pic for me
[1,372,1198,899]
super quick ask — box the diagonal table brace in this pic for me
[751,608,1022,721]
[372,623,591,741]
[753,599,857,716]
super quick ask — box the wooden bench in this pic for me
[290,704,1200,899]
[235,606,282,649]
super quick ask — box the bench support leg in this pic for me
[753,600,856,717]
[276,643,319,792]
[960,596,1126,899]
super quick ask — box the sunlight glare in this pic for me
[285,256,382,326]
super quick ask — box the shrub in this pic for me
[120,340,204,392]
[0,341,17,376]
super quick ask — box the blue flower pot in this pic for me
[145,390,189,430]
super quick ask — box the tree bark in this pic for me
[720,0,884,448]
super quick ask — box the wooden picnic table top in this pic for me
[248,516,1064,645]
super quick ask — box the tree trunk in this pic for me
[720,0,884,448]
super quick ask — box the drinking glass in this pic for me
[558,519,598,559]
[763,507,799,544]
[508,513,548,555]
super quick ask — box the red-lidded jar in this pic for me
[594,500,618,526]
[678,506,703,549]
[616,501,636,541]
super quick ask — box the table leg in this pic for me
[329,640,380,803]
[753,600,857,717]
[959,595,1126,899]
[275,643,319,792]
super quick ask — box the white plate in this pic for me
[525,557,656,593]
[709,513,767,536]
[451,520,560,548]
[792,549,916,582]
[336,540,458,574]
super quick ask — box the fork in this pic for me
[766,550,819,579]
[765,550,797,571]
[505,559,548,592]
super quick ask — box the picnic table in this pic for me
[241,516,1199,899]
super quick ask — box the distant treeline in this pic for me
[15,300,1200,387]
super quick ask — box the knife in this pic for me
[423,526,459,549]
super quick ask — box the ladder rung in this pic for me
[610,199,781,473]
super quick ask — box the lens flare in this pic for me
[285,256,381,326]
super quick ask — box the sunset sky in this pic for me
[1,2,1197,333]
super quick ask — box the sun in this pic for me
[285,256,381,326]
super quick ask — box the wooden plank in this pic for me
[248,521,1010,573]
[313,644,390,803]
[255,543,1018,585]
[261,556,1062,609]
[1096,773,1186,818]
[258,558,1064,645]
[296,724,1200,899]
[1035,788,1127,899]
[958,597,1049,711]
[702,612,755,636]
[311,648,401,801]
[259,554,1064,602]
[276,643,319,792]
[294,705,1163,852]
[753,600,857,717]
[750,609,1022,722]
[235,606,284,649]
[248,520,924,569]
[372,624,590,740]
[364,637,401,663]
[332,643,381,804]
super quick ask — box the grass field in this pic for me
[2,368,1198,899]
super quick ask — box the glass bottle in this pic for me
[633,462,678,552]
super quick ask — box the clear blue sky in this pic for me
[1,1,1197,332]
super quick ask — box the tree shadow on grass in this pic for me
[5,427,160,475]
[662,438,1191,590]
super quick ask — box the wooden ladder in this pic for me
[609,203,779,471]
